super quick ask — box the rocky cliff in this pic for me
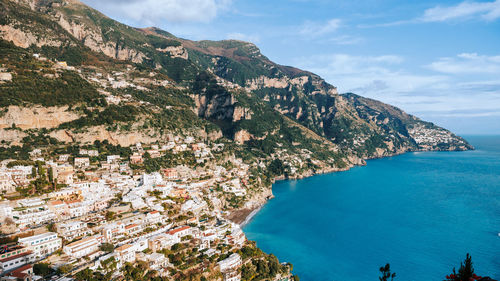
[0,0,472,171]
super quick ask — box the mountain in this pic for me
[0,0,472,171]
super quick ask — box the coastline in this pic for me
[235,145,473,229]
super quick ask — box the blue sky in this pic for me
[81,0,500,135]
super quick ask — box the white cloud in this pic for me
[326,35,364,45]
[421,0,500,22]
[427,53,500,74]
[360,0,500,28]
[82,0,232,24]
[299,18,342,37]
[292,53,500,120]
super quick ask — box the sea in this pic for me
[243,135,500,281]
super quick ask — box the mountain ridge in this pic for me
[0,0,472,166]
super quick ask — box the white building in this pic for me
[0,251,34,274]
[12,206,56,227]
[63,236,101,258]
[18,232,62,260]
[74,158,90,169]
[218,253,242,272]
[106,155,121,164]
[56,221,91,241]
[114,244,135,264]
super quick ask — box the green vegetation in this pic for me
[99,243,114,253]
[141,151,196,173]
[0,40,103,107]
[59,105,139,129]
[445,253,484,281]
[241,253,288,281]
[33,263,54,277]
[379,263,396,281]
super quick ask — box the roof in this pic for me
[49,200,64,206]
[18,232,57,243]
[125,224,139,230]
[168,226,190,235]
[7,264,32,278]
[115,244,133,252]
[0,251,32,263]
[65,237,96,248]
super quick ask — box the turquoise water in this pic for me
[243,136,500,281]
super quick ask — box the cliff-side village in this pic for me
[0,136,293,281]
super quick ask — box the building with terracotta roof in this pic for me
[0,251,34,274]
[114,244,135,264]
[2,264,33,281]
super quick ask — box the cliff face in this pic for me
[0,0,472,168]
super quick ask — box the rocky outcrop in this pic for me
[246,76,290,91]
[0,24,61,48]
[193,93,235,121]
[0,129,27,146]
[234,130,252,144]
[56,14,145,63]
[0,72,12,82]
[50,126,158,146]
[232,106,252,122]
[156,46,188,60]
[0,106,80,130]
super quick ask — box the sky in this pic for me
[80,0,500,135]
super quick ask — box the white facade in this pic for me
[63,236,100,258]
[218,253,242,273]
[0,252,34,274]
[56,221,91,240]
[18,232,62,260]
[12,207,56,227]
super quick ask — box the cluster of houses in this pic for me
[0,139,257,280]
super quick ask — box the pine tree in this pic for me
[457,253,474,281]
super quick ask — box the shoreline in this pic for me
[235,146,473,230]
[239,205,264,228]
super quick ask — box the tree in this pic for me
[99,243,114,253]
[57,264,73,275]
[46,223,56,232]
[33,263,53,277]
[379,263,396,281]
[445,253,485,281]
[105,211,115,221]
[48,167,54,188]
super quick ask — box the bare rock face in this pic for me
[0,72,13,82]
[156,46,189,60]
[232,106,252,122]
[234,130,252,144]
[0,106,80,130]
[50,126,159,146]
[246,76,290,91]
[56,13,145,63]
[0,25,61,48]
[193,92,235,121]
[0,129,27,146]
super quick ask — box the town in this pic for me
[0,137,294,281]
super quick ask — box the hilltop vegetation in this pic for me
[0,0,472,171]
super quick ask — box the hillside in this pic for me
[0,0,471,159]
[0,0,476,280]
